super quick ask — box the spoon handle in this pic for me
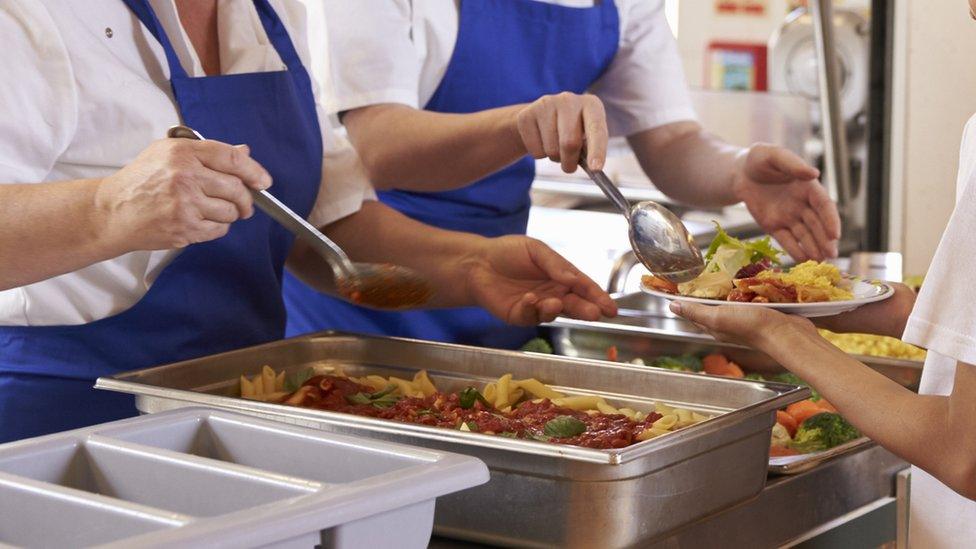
[165,125,355,280]
[578,153,632,219]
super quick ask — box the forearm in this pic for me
[343,104,526,192]
[0,180,121,290]
[764,329,975,497]
[286,201,484,307]
[628,122,742,208]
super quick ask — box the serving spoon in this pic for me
[578,152,704,284]
[166,125,432,309]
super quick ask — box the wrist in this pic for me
[729,147,751,203]
[89,177,131,257]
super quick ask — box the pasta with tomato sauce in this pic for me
[239,366,710,450]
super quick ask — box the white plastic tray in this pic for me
[0,408,488,548]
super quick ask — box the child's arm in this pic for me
[672,301,976,500]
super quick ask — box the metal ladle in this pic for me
[578,153,704,284]
[166,125,432,309]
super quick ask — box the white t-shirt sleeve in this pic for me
[277,0,376,228]
[319,0,420,114]
[0,0,77,183]
[590,0,697,138]
[902,116,976,367]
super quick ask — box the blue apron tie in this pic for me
[0,0,322,442]
[282,0,620,348]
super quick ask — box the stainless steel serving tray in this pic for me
[550,292,925,389]
[547,292,922,476]
[97,332,807,549]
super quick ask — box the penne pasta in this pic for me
[239,366,709,443]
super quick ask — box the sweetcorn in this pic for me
[819,330,926,361]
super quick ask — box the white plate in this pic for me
[641,278,895,318]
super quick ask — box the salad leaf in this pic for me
[744,373,766,381]
[543,416,587,438]
[284,368,316,392]
[770,373,821,401]
[458,387,493,409]
[704,222,782,274]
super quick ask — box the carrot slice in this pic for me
[816,399,837,413]
[786,400,824,426]
[702,354,730,375]
[725,361,745,378]
[776,411,798,437]
[770,445,800,457]
[606,346,619,362]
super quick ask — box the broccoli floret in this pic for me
[770,372,822,401]
[648,354,702,372]
[520,337,553,354]
[790,412,861,453]
[744,373,766,381]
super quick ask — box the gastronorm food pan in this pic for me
[550,292,924,389]
[97,332,807,548]
[0,407,487,549]
[547,291,922,475]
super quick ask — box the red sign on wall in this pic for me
[715,0,767,15]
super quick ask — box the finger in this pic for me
[809,182,842,240]
[198,197,241,224]
[525,241,616,313]
[555,101,584,173]
[802,209,838,258]
[791,222,822,261]
[764,146,820,181]
[517,111,547,159]
[197,168,254,218]
[509,293,542,326]
[581,96,608,171]
[192,220,231,244]
[535,297,565,324]
[773,229,809,263]
[192,142,272,190]
[560,293,602,321]
[536,104,560,162]
[668,301,716,327]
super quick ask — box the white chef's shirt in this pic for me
[318,0,697,138]
[901,113,976,548]
[0,0,375,326]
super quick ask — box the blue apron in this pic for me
[0,0,322,443]
[282,0,620,349]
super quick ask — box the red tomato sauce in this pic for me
[283,375,664,450]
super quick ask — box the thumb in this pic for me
[765,147,820,182]
[669,301,715,325]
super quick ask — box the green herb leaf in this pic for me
[458,387,493,409]
[530,433,552,442]
[543,416,587,438]
[345,384,401,408]
[464,421,479,432]
[499,431,519,439]
[284,368,315,392]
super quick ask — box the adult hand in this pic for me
[465,236,618,326]
[516,92,608,173]
[668,301,817,350]
[732,144,841,262]
[95,139,272,251]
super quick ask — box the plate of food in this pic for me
[641,224,894,317]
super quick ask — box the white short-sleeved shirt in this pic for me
[901,114,976,548]
[0,0,376,326]
[318,0,697,138]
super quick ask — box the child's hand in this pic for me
[669,301,817,349]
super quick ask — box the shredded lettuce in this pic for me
[703,222,782,275]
